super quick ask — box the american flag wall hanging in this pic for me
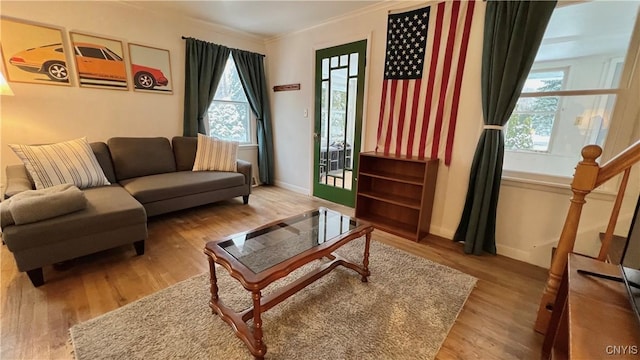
[375,0,475,165]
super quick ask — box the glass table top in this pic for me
[218,208,360,273]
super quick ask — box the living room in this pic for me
[1,0,639,359]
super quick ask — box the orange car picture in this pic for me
[8,43,69,82]
[73,42,127,88]
[9,42,170,90]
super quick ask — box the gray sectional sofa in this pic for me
[1,136,252,287]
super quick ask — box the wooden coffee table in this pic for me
[203,207,373,359]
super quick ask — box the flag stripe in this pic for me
[384,79,399,154]
[375,78,389,152]
[406,78,422,157]
[395,80,410,156]
[418,1,445,159]
[445,0,475,165]
[431,0,460,160]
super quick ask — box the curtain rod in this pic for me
[181,36,265,57]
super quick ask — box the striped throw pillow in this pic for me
[192,134,238,172]
[9,137,111,190]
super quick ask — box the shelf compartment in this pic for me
[356,213,419,240]
[358,156,426,183]
[358,170,423,185]
[357,191,420,209]
[355,197,419,238]
[357,176,422,209]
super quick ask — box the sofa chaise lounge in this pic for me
[1,136,252,287]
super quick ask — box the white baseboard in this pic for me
[273,180,309,195]
[431,225,535,265]
[496,244,531,264]
[428,225,455,240]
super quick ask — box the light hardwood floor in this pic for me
[0,186,548,359]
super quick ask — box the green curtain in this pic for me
[183,38,231,136]
[453,0,556,255]
[231,49,275,185]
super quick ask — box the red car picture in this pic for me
[131,64,169,89]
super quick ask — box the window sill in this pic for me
[239,143,259,149]
[501,173,618,201]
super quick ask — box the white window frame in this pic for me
[206,55,257,146]
[505,67,568,154]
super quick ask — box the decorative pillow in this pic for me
[192,134,238,172]
[9,137,111,190]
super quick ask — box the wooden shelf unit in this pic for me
[355,152,438,242]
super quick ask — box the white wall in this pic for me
[0,1,265,187]
[265,1,640,268]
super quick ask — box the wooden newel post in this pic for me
[534,145,602,334]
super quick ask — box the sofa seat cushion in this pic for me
[3,185,146,252]
[119,171,245,204]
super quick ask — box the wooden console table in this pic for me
[542,253,640,359]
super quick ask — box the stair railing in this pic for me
[534,139,640,334]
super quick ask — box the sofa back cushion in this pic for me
[172,136,197,171]
[108,137,176,181]
[90,142,117,184]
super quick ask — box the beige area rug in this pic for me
[70,239,477,360]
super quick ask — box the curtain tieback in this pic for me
[483,125,503,131]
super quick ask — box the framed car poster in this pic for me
[0,17,72,86]
[128,43,173,94]
[69,32,128,90]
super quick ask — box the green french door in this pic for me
[313,40,366,207]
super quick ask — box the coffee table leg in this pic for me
[361,232,371,282]
[208,257,219,314]
[252,290,267,359]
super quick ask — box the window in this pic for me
[77,46,106,59]
[103,48,122,61]
[506,70,564,152]
[503,1,640,181]
[207,55,252,144]
[75,45,122,61]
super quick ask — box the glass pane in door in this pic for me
[317,53,359,190]
[345,77,358,172]
[320,80,329,179]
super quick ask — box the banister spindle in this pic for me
[597,168,631,261]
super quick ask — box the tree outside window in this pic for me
[505,71,563,151]
[207,56,251,143]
